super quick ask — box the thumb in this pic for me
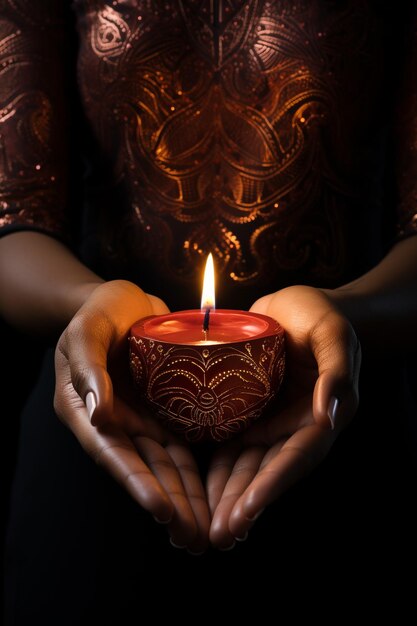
[311,313,361,431]
[55,311,114,426]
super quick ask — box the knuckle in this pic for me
[55,335,67,361]
[65,315,86,341]
[315,313,359,363]
[65,309,113,344]
[70,363,94,395]
[181,519,198,544]
[53,392,64,422]
[326,314,354,345]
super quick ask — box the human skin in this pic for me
[0,231,416,551]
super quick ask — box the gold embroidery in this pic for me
[0,0,66,234]
[77,1,382,284]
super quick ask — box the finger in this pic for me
[209,446,265,549]
[206,443,241,515]
[249,294,273,314]
[61,392,174,521]
[56,283,167,428]
[103,396,208,548]
[146,293,170,315]
[113,396,170,445]
[229,425,335,538]
[55,315,114,426]
[134,437,198,548]
[311,314,361,430]
[166,444,211,554]
[242,395,314,447]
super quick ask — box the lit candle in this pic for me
[130,255,285,442]
[201,253,215,338]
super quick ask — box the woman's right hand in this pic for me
[54,280,210,554]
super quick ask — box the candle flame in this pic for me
[201,253,215,311]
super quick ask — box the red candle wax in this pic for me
[132,309,278,344]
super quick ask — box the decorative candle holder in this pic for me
[129,310,285,442]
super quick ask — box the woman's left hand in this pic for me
[207,286,361,549]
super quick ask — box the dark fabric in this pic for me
[4,350,417,624]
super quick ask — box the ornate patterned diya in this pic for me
[129,256,285,442]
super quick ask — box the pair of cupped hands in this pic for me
[54,280,361,554]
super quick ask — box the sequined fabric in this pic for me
[75,0,416,287]
[0,1,67,236]
[1,1,416,291]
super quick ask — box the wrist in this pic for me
[321,286,362,324]
[67,279,105,319]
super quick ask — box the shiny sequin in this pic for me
[0,1,67,235]
[76,0,417,286]
[0,0,416,287]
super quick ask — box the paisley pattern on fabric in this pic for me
[0,0,416,281]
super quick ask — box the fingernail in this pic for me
[86,391,97,422]
[169,538,186,550]
[187,549,205,557]
[219,541,236,552]
[234,531,248,542]
[246,507,265,522]
[154,515,172,525]
[328,396,339,430]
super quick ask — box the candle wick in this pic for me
[203,307,210,333]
